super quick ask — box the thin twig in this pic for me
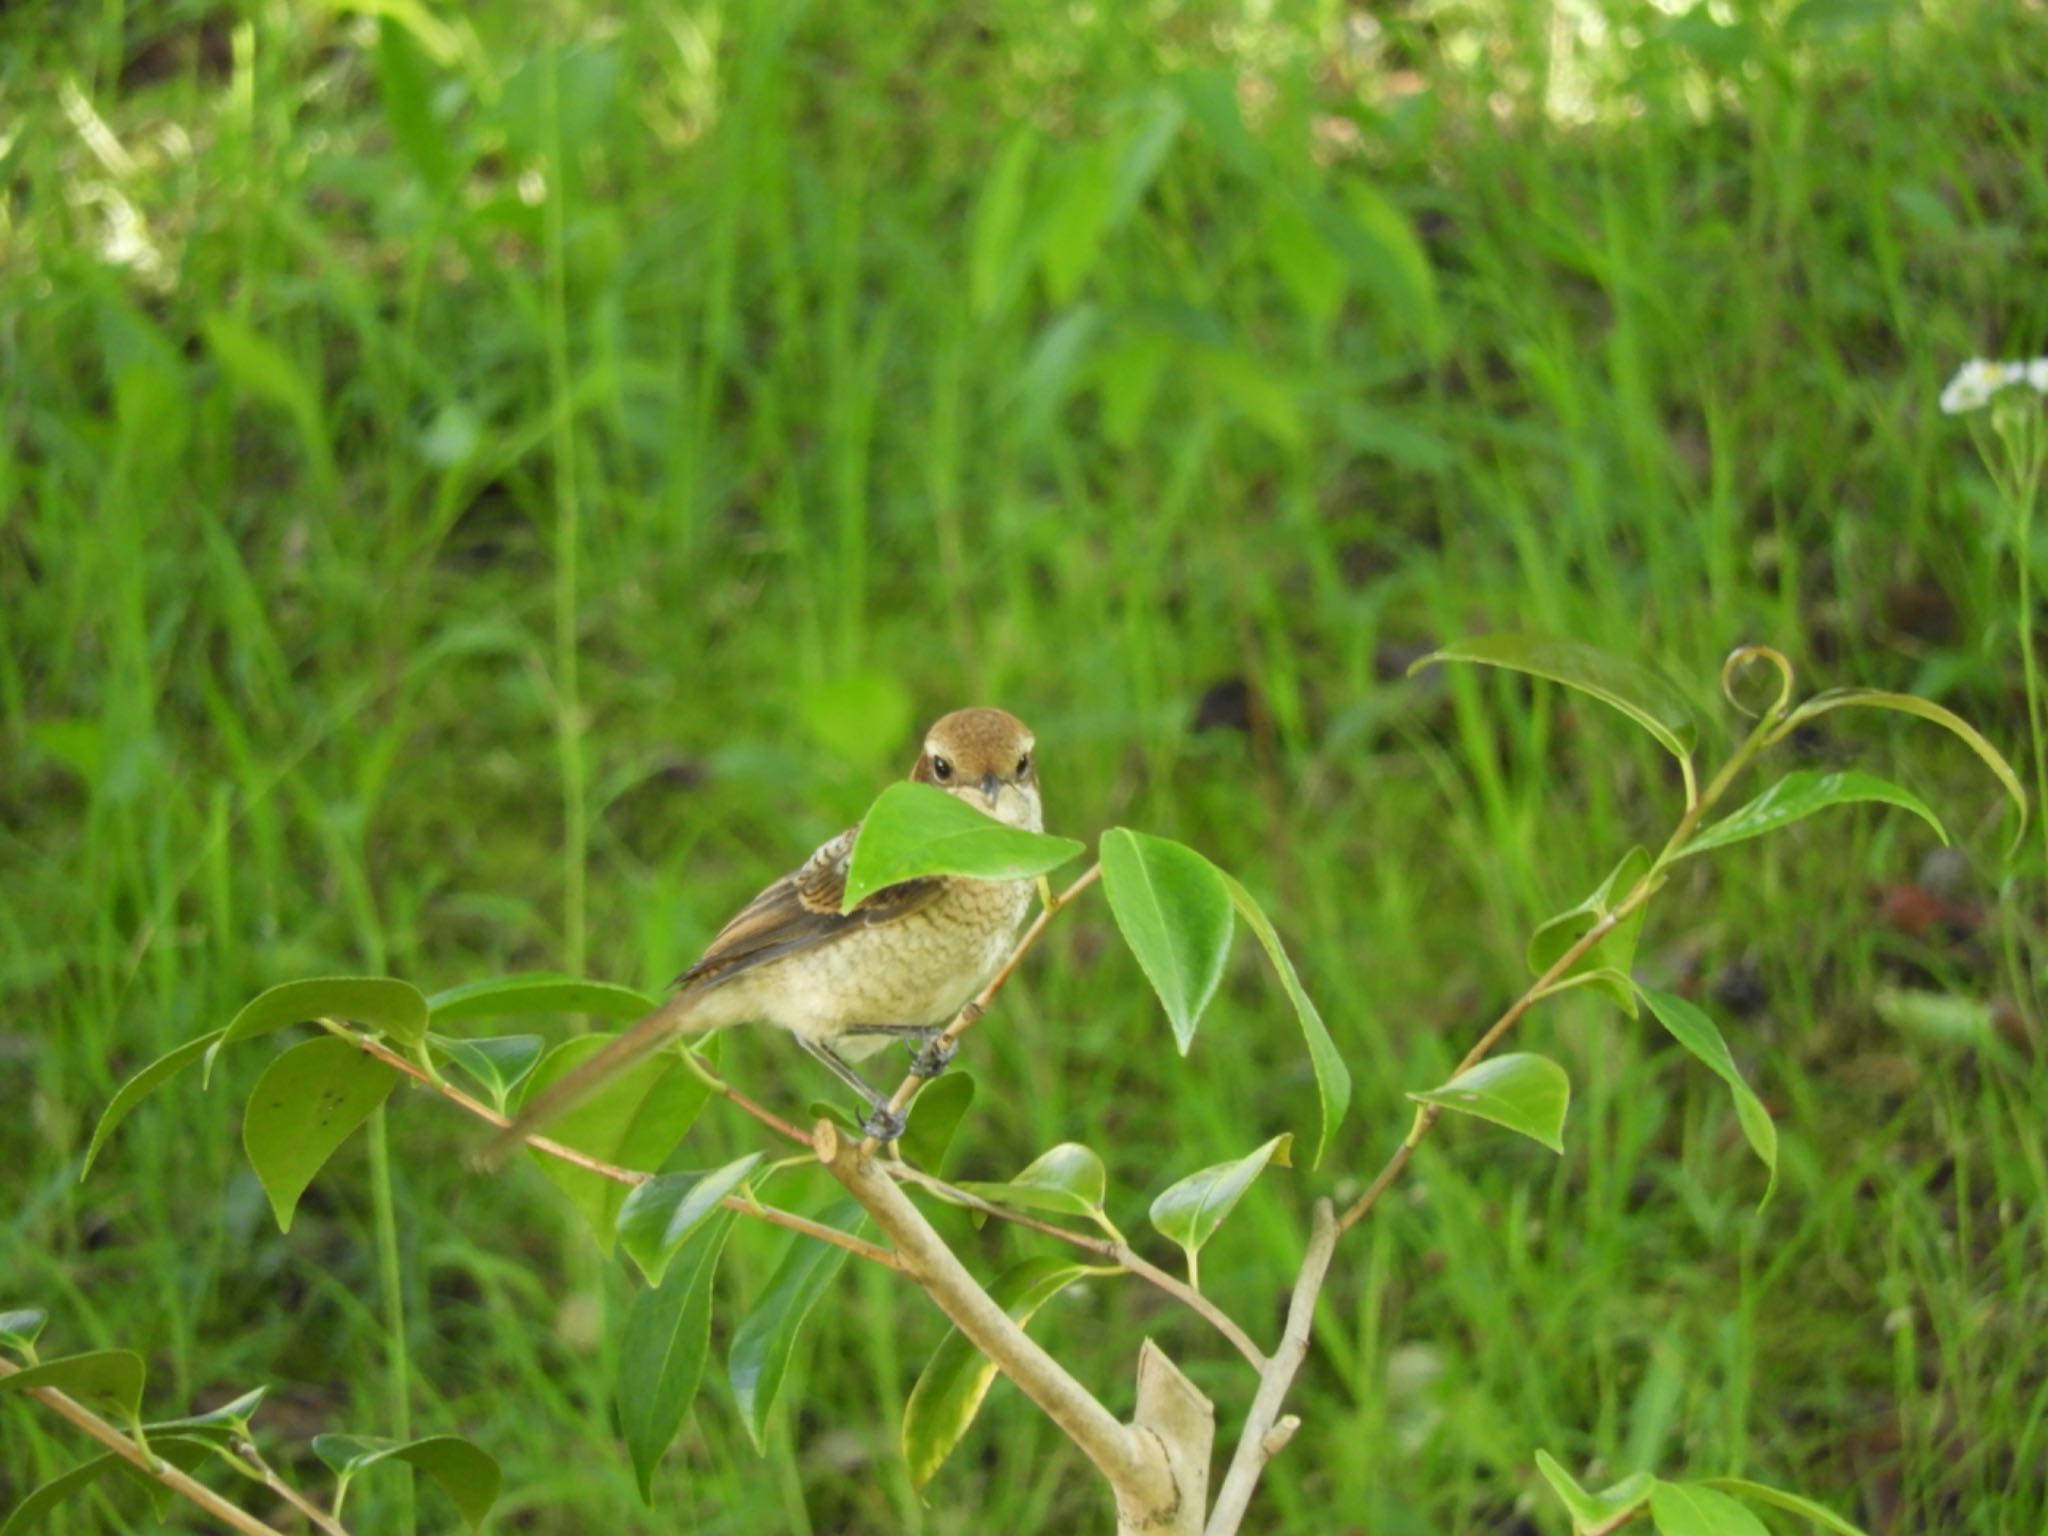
[860,862,1104,1154]
[885,1160,1266,1370]
[0,1357,300,1536]
[337,1030,904,1271]
[242,1443,351,1536]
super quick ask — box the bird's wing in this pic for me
[674,824,945,991]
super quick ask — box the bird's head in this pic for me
[911,707,1042,831]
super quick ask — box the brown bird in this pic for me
[493,707,1044,1152]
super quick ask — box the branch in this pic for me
[860,862,1103,1153]
[884,1160,1267,1371]
[1202,1199,1336,1536]
[818,1120,1194,1533]
[341,1031,904,1271]
[0,1357,303,1536]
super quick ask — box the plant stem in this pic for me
[363,1107,414,1536]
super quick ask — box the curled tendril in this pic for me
[1719,646,1796,722]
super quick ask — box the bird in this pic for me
[491,707,1044,1155]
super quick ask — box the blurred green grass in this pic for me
[3,0,2046,1531]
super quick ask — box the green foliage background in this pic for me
[4,1,2045,1530]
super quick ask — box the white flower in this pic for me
[2031,358,2048,392]
[1941,355,2048,415]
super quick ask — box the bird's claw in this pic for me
[861,1105,908,1142]
[909,1037,956,1079]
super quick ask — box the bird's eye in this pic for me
[932,756,953,781]
[1016,753,1031,777]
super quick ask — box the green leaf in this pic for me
[1534,1450,1655,1533]
[144,1386,268,1443]
[1650,1479,1772,1536]
[1222,873,1351,1168]
[1871,986,2001,1049]
[618,1211,736,1502]
[207,977,428,1083]
[1778,689,2026,845]
[0,1442,209,1536]
[1148,1134,1292,1278]
[1534,967,1641,1015]
[1638,988,1778,1205]
[1100,829,1234,1054]
[0,1351,146,1423]
[83,1029,225,1177]
[959,1142,1109,1221]
[1412,634,1699,763]
[520,1035,715,1249]
[898,1072,976,1174]
[841,782,1084,912]
[375,16,457,196]
[1677,769,1947,859]
[617,1153,764,1287]
[1527,846,1651,1012]
[1039,143,1115,304]
[200,313,334,492]
[427,1033,545,1111]
[242,1037,401,1232]
[312,1434,501,1531]
[1410,1053,1570,1153]
[425,974,658,1022]
[0,1310,47,1354]
[969,128,1040,319]
[902,1257,1095,1489]
[729,1197,867,1452]
[1698,1478,1873,1536]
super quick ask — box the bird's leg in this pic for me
[797,1035,907,1142]
[843,1022,955,1079]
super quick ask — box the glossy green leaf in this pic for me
[1528,847,1651,1010]
[425,974,657,1022]
[1638,988,1778,1205]
[898,1072,976,1174]
[1412,634,1698,762]
[0,1310,47,1355]
[1534,1450,1655,1533]
[1777,689,2026,843]
[959,1142,1109,1220]
[902,1257,1095,1489]
[206,977,428,1082]
[520,1035,715,1249]
[242,1038,399,1232]
[1410,1053,1570,1153]
[428,1033,545,1111]
[1534,967,1641,1016]
[841,782,1084,911]
[1677,770,1947,859]
[0,1442,209,1536]
[1100,828,1233,1054]
[1650,1479,1771,1536]
[1699,1478,1872,1535]
[313,1433,501,1531]
[0,1351,146,1423]
[619,1211,736,1502]
[729,1197,867,1452]
[82,1029,225,1178]
[1222,873,1351,1167]
[1148,1134,1292,1278]
[617,1153,764,1287]
[144,1386,268,1443]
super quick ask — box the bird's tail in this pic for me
[481,989,710,1165]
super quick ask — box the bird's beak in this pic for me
[978,772,1002,806]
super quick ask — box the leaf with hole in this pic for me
[83,1029,225,1178]
[1411,1053,1570,1153]
[1100,828,1233,1054]
[0,1352,146,1424]
[959,1142,1109,1221]
[841,782,1083,911]
[243,1037,400,1233]
[1534,1450,1655,1534]
[1223,873,1351,1167]
[426,973,658,1023]
[1638,988,1777,1205]
[1412,634,1698,763]
[1650,1480,1771,1536]
[312,1434,501,1531]
[729,1198,867,1452]
[902,1258,1095,1490]
[618,1211,736,1502]
[1148,1134,1292,1280]
[207,977,428,1083]
[1676,770,1946,859]
[617,1152,764,1287]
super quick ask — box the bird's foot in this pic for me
[909,1036,956,1079]
[861,1104,908,1142]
